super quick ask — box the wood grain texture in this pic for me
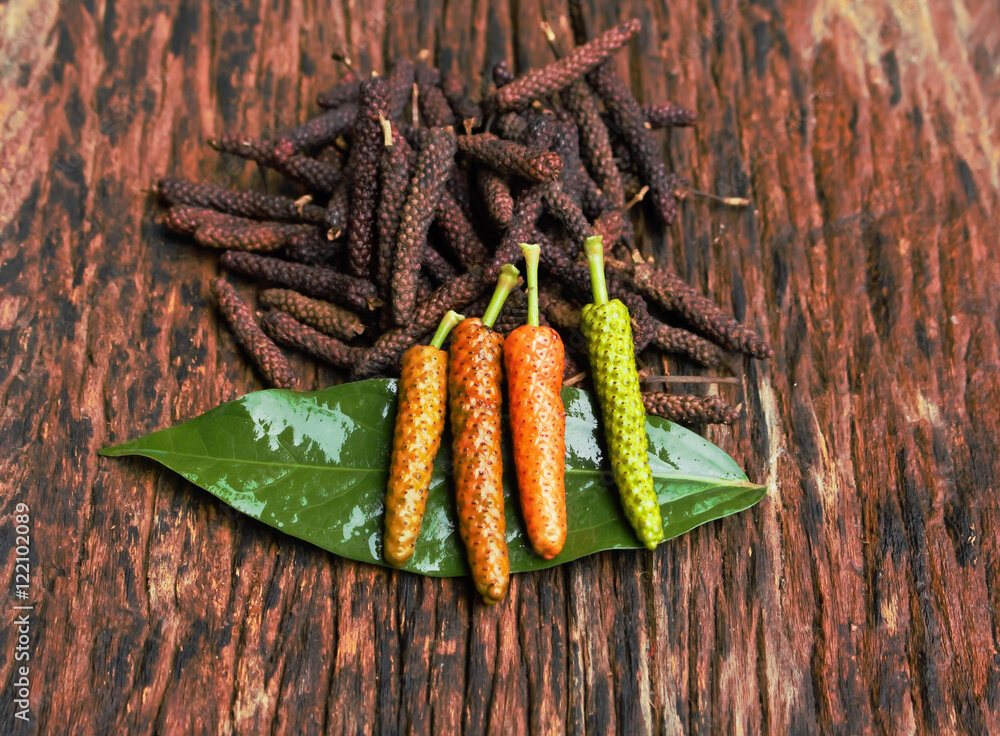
[1,0,998,733]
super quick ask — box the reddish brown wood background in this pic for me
[1,0,999,733]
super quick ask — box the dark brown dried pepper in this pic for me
[260,310,361,370]
[163,206,310,252]
[433,188,489,269]
[457,134,562,182]
[643,102,697,128]
[376,123,415,301]
[488,185,545,278]
[588,61,678,224]
[476,168,514,228]
[282,229,341,265]
[564,79,625,207]
[219,251,379,313]
[641,393,740,425]
[441,71,481,129]
[258,288,365,340]
[415,64,455,127]
[542,182,592,247]
[344,77,390,278]
[210,278,298,389]
[493,19,641,111]
[208,135,341,194]
[385,58,417,121]
[492,60,515,87]
[650,322,725,367]
[625,262,773,359]
[422,244,459,283]
[316,73,360,108]
[391,126,458,324]
[155,178,327,223]
[277,103,358,153]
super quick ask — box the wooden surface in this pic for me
[2,0,999,733]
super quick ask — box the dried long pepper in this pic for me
[449,265,519,603]
[278,102,358,153]
[434,188,490,268]
[642,392,739,425]
[219,251,378,313]
[580,236,663,549]
[391,126,458,323]
[588,61,678,225]
[643,102,697,129]
[494,19,641,111]
[344,77,390,278]
[385,58,416,120]
[383,310,464,567]
[164,206,309,251]
[282,229,340,265]
[376,122,415,300]
[316,73,360,108]
[564,80,625,207]
[457,134,563,182]
[258,288,365,340]
[504,244,567,559]
[260,310,360,369]
[476,168,514,227]
[208,135,342,194]
[211,278,298,389]
[626,262,772,359]
[416,64,455,127]
[155,178,327,223]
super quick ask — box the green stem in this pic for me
[429,310,464,349]
[481,264,520,328]
[519,243,540,327]
[584,235,608,306]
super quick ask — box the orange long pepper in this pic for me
[449,265,519,604]
[383,310,464,567]
[504,243,567,559]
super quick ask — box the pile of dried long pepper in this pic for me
[156,19,772,426]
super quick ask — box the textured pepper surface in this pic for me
[457,134,562,182]
[260,311,360,369]
[210,278,298,389]
[588,61,678,225]
[384,345,449,567]
[258,288,364,340]
[581,299,664,549]
[504,325,566,559]
[220,251,377,313]
[494,19,641,111]
[391,127,458,324]
[448,318,509,603]
[345,77,390,278]
[155,178,326,223]
[642,393,739,425]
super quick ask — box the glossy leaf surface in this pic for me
[101,380,766,576]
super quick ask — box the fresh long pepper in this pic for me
[580,235,663,549]
[504,244,567,559]
[383,310,464,567]
[449,265,519,604]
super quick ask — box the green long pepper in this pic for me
[580,235,664,549]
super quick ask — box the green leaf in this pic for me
[100,380,766,576]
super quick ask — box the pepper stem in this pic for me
[519,243,540,327]
[481,264,520,328]
[429,310,464,349]
[584,235,609,306]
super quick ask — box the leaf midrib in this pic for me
[103,446,759,488]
